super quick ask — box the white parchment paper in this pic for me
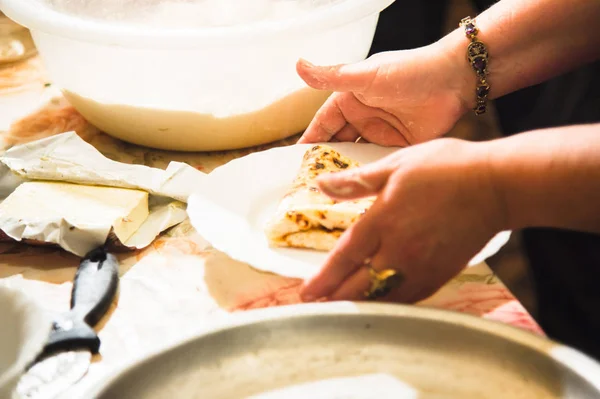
[187,142,511,279]
[0,132,207,256]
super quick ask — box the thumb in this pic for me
[316,161,394,200]
[296,58,378,93]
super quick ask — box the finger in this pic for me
[330,94,410,147]
[372,250,408,300]
[335,124,361,142]
[316,156,396,200]
[326,196,408,302]
[300,218,380,301]
[297,58,379,93]
[298,93,346,143]
[330,246,408,302]
[300,92,401,145]
[331,266,428,303]
[330,236,405,301]
[357,118,411,147]
[330,265,371,301]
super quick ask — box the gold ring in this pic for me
[364,267,404,300]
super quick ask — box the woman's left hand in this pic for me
[300,138,506,303]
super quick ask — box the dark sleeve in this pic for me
[369,0,449,55]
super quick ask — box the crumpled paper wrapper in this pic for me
[0,131,206,256]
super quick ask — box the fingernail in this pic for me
[319,179,357,196]
[318,172,372,196]
[298,58,315,69]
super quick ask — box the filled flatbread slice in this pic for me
[265,144,374,251]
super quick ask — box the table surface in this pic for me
[0,55,542,397]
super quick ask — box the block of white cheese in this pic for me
[0,181,149,243]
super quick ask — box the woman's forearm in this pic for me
[438,0,600,109]
[485,123,600,233]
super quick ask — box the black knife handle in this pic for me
[43,317,101,355]
[70,247,119,326]
[40,248,119,357]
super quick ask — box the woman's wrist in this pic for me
[436,0,600,116]
[434,27,482,117]
[465,140,511,234]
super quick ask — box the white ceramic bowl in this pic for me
[0,286,51,399]
[0,0,395,151]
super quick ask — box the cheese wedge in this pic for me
[265,145,374,251]
[0,181,149,243]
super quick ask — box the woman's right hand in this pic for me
[296,40,472,146]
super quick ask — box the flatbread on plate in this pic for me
[264,144,373,251]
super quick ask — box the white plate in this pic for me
[187,143,511,279]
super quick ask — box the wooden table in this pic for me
[0,55,543,397]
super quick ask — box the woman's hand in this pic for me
[296,43,472,147]
[300,138,506,303]
[297,0,600,148]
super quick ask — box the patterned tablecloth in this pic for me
[0,55,543,397]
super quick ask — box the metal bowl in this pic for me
[85,302,600,398]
